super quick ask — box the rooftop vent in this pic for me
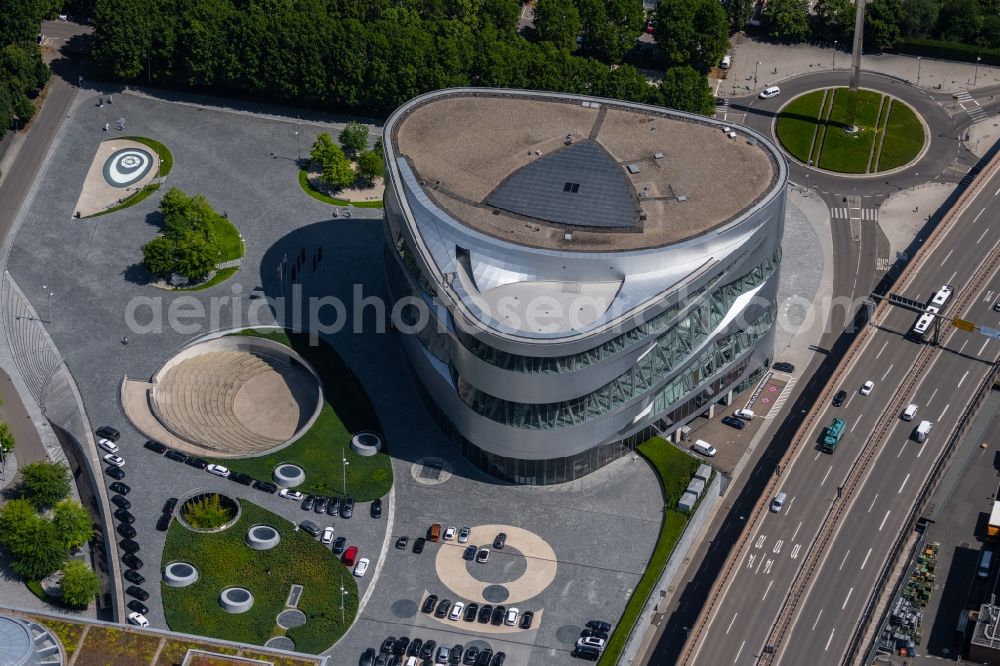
[676,195,688,202]
[563,182,581,193]
[627,164,640,174]
[654,152,665,160]
[564,232,573,241]
[565,133,574,145]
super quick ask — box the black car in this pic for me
[463,647,479,664]
[230,471,254,486]
[419,640,436,660]
[164,449,187,463]
[122,553,143,570]
[572,646,599,661]
[120,538,140,553]
[463,545,477,561]
[109,481,131,495]
[144,439,167,454]
[408,638,423,657]
[126,585,148,601]
[327,497,340,516]
[832,390,847,407]
[721,415,746,430]
[421,595,438,614]
[254,480,278,493]
[117,523,137,539]
[371,498,382,518]
[396,536,409,550]
[340,497,355,519]
[581,628,608,640]
[519,610,534,629]
[434,599,452,618]
[449,645,463,665]
[491,605,505,625]
[490,653,505,666]
[478,604,493,623]
[772,361,795,373]
[464,602,478,622]
[380,637,396,654]
[413,537,426,554]
[163,497,178,514]
[493,533,506,549]
[96,425,120,442]
[127,599,149,615]
[184,456,208,469]
[392,637,409,656]
[123,569,145,585]
[586,620,612,632]
[361,648,377,666]
[106,465,125,480]
[299,520,321,537]
[314,497,328,513]
[476,649,493,666]
[332,535,347,554]
[156,514,171,532]
[111,494,131,510]
[385,656,399,666]
[114,508,135,524]
[301,495,315,511]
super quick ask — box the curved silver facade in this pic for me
[383,89,787,485]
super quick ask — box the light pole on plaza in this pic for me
[916,56,922,87]
[342,447,349,497]
[339,575,346,624]
[832,41,837,69]
[754,61,761,92]
[42,284,53,323]
[975,56,981,86]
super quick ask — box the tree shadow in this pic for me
[121,263,154,286]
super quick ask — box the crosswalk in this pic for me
[830,207,878,221]
[764,376,797,419]
[955,91,988,123]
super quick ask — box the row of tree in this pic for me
[90,0,718,117]
[310,123,384,192]
[756,0,1000,52]
[0,0,52,141]
[0,461,100,607]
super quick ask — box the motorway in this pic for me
[686,158,1000,665]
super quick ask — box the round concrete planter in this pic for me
[219,587,254,613]
[350,431,382,457]
[163,561,199,588]
[245,524,281,551]
[176,492,241,533]
[273,463,305,488]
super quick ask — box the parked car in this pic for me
[463,545,477,561]
[117,523,136,539]
[120,538,140,553]
[127,612,149,627]
[380,636,396,654]
[443,526,457,541]
[371,498,383,518]
[464,602,479,622]
[419,640,436,660]
[123,569,144,585]
[476,548,490,563]
[832,390,847,407]
[449,645,463,665]
[478,605,493,623]
[457,526,471,543]
[230,471,253,486]
[163,498,178,515]
[462,646,479,665]
[354,558,370,577]
[392,636,409,655]
[98,439,119,454]
[586,620,612,632]
[155,514,171,532]
[122,553,143,570]
[127,599,148,615]
[111,494,131,510]
[721,415,745,430]
[322,526,335,544]
[126,585,148,601]
[104,454,125,468]
[520,610,534,629]
[772,361,795,373]
[254,480,278,493]
[164,449,187,463]
[105,465,125,480]
[421,595,439,614]
[449,601,465,621]
[143,439,166,453]
[493,533,506,549]
[576,636,606,650]
[413,537,426,554]
[96,426,120,442]
[299,520,321,537]
[504,607,519,625]
[313,497,328,514]
[279,489,303,501]
[490,606,505,626]
[361,648,377,666]
[185,457,208,469]
[114,508,135,524]
[408,638,423,657]
[340,497,355,519]
[332,536,347,554]
[302,495,315,511]
[206,463,230,477]
[476,649,494,665]
[327,497,341,516]
[396,536,409,550]
[860,380,874,395]
[109,481,130,496]
[342,545,359,566]
[436,646,452,664]
[435,600,452,618]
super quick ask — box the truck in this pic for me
[822,418,846,453]
[989,502,1000,539]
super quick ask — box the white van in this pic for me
[914,420,932,443]
[902,404,918,421]
[759,85,781,99]
[693,439,717,457]
[980,550,993,578]
[734,408,755,421]
[721,54,732,69]
[770,491,787,513]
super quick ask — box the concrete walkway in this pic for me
[877,183,958,260]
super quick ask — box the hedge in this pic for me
[895,39,1000,67]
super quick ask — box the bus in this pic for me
[910,285,953,340]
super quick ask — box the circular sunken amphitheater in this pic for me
[122,335,323,457]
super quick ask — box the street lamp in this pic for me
[42,284,53,323]
[975,56,981,86]
[916,56,922,87]
[832,41,837,69]
[339,578,346,624]
[754,61,762,92]
[912,171,918,191]
[342,447,349,497]
[295,114,301,161]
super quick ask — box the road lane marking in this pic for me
[897,441,907,458]
[839,550,850,570]
[764,558,773,574]
[735,640,746,662]
[917,440,928,458]
[978,228,990,244]
[981,339,990,356]
[940,249,953,265]
[881,363,894,381]
[995,186,1000,196]
[861,547,873,570]
[940,403,950,420]
[975,207,987,221]
[762,579,774,600]
[787,497,795,514]
[773,540,783,554]
[842,587,854,609]
[814,452,821,461]
[876,340,888,358]
[852,414,864,432]
[959,340,969,354]
[747,553,756,568]
[755,535,766,549]
[868,494,878,511]
[928,388,938,405]
[879,510,892,531]
[949,270,958,284]
[755,555,766,574]
[821,466,833,486]
[825,628,836,651]
[812,609,824,631]
[899,473,911,494]
[791,544,801,559]
[791,521,802,541]
[726,613,738,634]
[958,371,970,388]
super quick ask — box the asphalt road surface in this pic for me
[686,162,1000,666]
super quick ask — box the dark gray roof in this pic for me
[485,140,638,230]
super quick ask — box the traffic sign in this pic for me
[981,325,1000,340]
[953,318,976,332]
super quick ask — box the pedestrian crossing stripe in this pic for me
[830,207,878,221]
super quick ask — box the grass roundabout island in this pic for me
[775,88,925,174]
[161,500,358,653]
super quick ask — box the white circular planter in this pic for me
[163,562,199,588]
[219,587,254,614]
[245,525,281,551]
[350,432,382,457]
[273,463,305,488]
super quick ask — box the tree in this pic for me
[866,0,904,51]
[356,149,384,183]
[52,500,93,551]
[937,0,981,42]
[765,0,810,42]
[576,0,644,62]
[659,65,716,115]
[813,0,856,43]
[338,121,369,156]
[141,235,175,275]
[173,230,217,280]
[533,0,582,51]
[479,0,520,34]
[9,518,67,580]
[900,0,939,38]
[652,0,730,70]
[92,0,154,80]
[18,461,70,511]
[60,560,100,607]
[981,15,1000,47]
[311,133,355,189]
[0,421,14,455]
[722,0,755,32]
[0,499,41,553]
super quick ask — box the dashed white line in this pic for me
[940,403,950,420]
[928,388,939,405]
[995,185,1000,196]
[842,587,854,609]
[960,340,969,354]
[825,628,836,651]
[881,364,894,381]
[861,547,873,570]
[899,473,911,494]
[726,612,739,634]
[876,340,889,358]
[974,207,987,221]
[791,520,803,541]
[897,441,907,458]
[755,555,766,574]
[977,228,990,244]
[940,249,953,265]
[949,270,958,284]
[821,466,833,486]
[879,510,892,531]
[917,439,928,458]
[958,371,970,388]
[735,640,746,662]
[868,494,878,512]
[981,339,991,356]
[852,414,864,432]
[812,609,824,630]
[839,550,850,570]
[763,580,774,600]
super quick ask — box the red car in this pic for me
[342,545,358,567]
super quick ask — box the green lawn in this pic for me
[161,501,358,654]
[205,215,243,262]
[176,266,239,292]
[298,168,384,209]
[817,89,884,173]
[210,328,393,500]
[774,90,825,164]
[123,135,174,176]
[877,102,924,171]
[598,437,703,665]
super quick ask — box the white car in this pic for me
[321,526,335,544]
[759,85,781,99]
[449,601,465,621]
[354,557,370,577]
[127,612,149,627]
[860,380,874,396]
[457,526,471,543]
[98,438,119,454]
[206,464,230,478]
[577,636,606,650]
[279,489,303,501]
[443,526,457,541]
[505,607,520,625]
[103,454,125,468]
[476,548,490,563]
